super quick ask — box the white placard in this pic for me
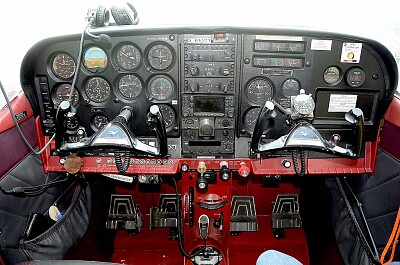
[311,39,332,51]
[102,174,134,183]
[340,43,362,63]
[328,94,358,112]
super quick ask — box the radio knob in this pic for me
[189,66,199,76]
[227,110,234,118]
[199,118,214,136]
[220,66,230,76]
[222,119,230,127]
[220,83,229,93]
[190,83,199,92]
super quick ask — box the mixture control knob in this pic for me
[189,66,199,76]
[238,162,250,177]
[220,66,230,76]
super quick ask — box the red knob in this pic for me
[238,163,250,177]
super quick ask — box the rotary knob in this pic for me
[220,66,230,76]
[199,118,214,136]
[189,66,199,76]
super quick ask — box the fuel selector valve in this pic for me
[219,161,230,180]
[198,214,210,240]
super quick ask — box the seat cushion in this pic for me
[17,261,121,265]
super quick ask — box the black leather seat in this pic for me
[17,261,121,265]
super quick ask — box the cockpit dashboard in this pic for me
[21,26,398,176]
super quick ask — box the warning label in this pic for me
[328,94,357,112]
[311,39,332,51]
[340,43,362,63]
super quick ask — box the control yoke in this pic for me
[251,100,364,159]
[59,105,168,157]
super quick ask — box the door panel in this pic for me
[0,93,37,178]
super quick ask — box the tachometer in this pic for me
[52,84,79,106]
[115,44,141,70]
[85,77,111,103]
[158,104,176,129]
[147,44,173,70]
[246,78,274,104]
[51,53,76,79]
[118,75,143,100]
[84,47,108,72]
[243,107,272,134]
[148,75,174,101]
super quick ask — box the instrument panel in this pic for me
[23,27,397,168]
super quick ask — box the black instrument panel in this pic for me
[22,27,398,159]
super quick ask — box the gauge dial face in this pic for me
[85,77,111,103]
[324,66,342,84]
[116,44,141,70]
[148,75,174,101]
[52,84,79,106]
[91,114,109,131]
[118,75,143,100]
[246,78,273,104]
[243,107,261,134]
[293,94,315,115]
[147,44,173,70]
[346,67,366,87]
[51,53,76,79]
[282,79,300,97]
[158,104,176,129]
[84,47,108,71]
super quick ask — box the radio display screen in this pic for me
[194,96,225,113]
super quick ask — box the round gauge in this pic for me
[118,75,143,100]
[243,107,260,133]
[158,104,176,129]
[53,84,79,106]
[293,91,315,115]
[115,44,141,70]
[147,44,173,70]
[346,67,366,87]
[91,114,109,131]
[324,66,342,84]
[148,75,174,101]
[246,78,274,104]
[85,77,111,103]
[51,53,76,79]
[282,79,300,97]
[83,47,108,71]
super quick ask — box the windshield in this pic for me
[1,0,399,108]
